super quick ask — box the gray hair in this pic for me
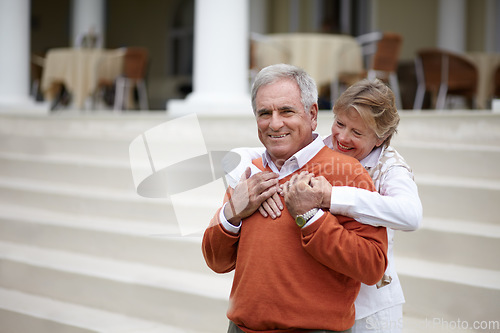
[251,63,318,113]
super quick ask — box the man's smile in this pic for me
[269,133,289,139]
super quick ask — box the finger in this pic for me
[267,194,283,217]
[253,171,279,181]
[296,180,311,192]
[289,174,299,185]
[310,177,320,187]
[255,177,279,195]
[258,205,269,218]
[278,183,285,196]
[261,200,276,219]
[240,167,251,182]
[259,183,278,201]
[296,172,314,185]
[272,192,284,210]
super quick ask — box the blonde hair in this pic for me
[333,79,399,147]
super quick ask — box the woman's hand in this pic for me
[258,192,283,219]
[309,175,333,209]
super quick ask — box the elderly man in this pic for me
[202,64,388,333]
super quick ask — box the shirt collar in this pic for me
[262,133,325,175]
[361,145,384,169]
[323,134,333,149]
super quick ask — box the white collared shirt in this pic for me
[220,134,325,233]
[323,134,422,231]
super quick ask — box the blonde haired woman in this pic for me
[226,79,422,333]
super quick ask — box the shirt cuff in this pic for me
[330,186,357,216]
[302,209,325,228]
[219,202,242,234]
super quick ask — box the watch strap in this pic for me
[295,208,320,227]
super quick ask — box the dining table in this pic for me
[41,47,124,109]
[251,33,363,89]
[464,52,500,109]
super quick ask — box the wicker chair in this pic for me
[413,48,478,109]
[114,47,150,111]
[333,32,403,109]
[494,64,500,98]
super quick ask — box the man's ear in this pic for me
[309,103,319,130]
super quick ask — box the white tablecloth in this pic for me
[41,48,124,109]
[465,52,500,109]
[252,33,363,87]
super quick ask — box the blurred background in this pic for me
[25,0,500,110]
[0,1,499,333]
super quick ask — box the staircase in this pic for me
[0,111,499,332]
[391,112,500,332]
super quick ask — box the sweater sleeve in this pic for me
[301,172,388,285]
[202,192,240,274]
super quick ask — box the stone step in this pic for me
[416,174,500,225]
[0,150,231,196]
[2,140,498,196]
[0,241,231,332]
[0,152,135,192]
[0,113,170,140]
[396,256,500,327]
[0,288,206,333]
[0,134,133,161]
[0,131,250,164]
[393,111,500,146]
[0,172,228,235]
[0,202,209,273]
[393,141,500,181]
[0,176,177,225]
[0,114,261,158]
[396,217,500,271]
[2,111,500,149]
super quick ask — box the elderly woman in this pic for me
[225,79,422,333]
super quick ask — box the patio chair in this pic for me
[114,47,150,111]
[413,48,478,109]
[495,64,500,98]
[333,32,403,109]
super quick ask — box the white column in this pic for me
[167,0,251,116]
[0,0,31,108]
[71,0,105,47]
[250,0,268,35]
[437,0,466,52]
[486,0,500,52]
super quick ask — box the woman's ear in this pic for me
[375,137,386,147]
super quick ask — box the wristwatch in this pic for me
[295,208,320,227]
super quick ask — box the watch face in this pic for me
[295,216,306,227]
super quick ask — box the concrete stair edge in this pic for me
[0,287,206,333]
[0,241,231,331]
[396,256,500,326]
[0,202,210,272]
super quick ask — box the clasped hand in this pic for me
[262,171,332,219]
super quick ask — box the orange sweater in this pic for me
[202,147,388,332]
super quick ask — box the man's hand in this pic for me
[282,171,331,218]
[224,167,279,225]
